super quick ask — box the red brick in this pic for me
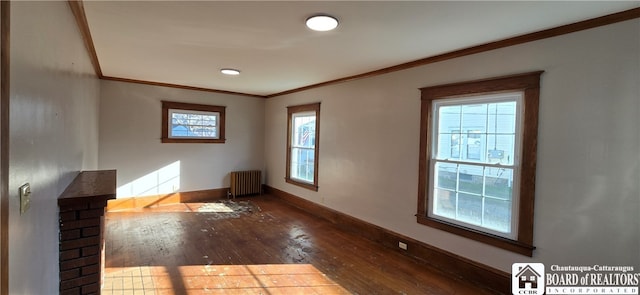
[81,282,99,294]
[89,200,108,209]
[78,209,104,220]
[60,236,100,251]
[59,211,77,222]
[60,255,99,271]
[60,268,80,281]
[60,218,100,230]
[81,264,99,276]
[59,203,89,212]
[81,245,99,256]
[60,287,80,295]
[60,273,99,290]
[61,229,81,240]
[81,226,99,237]
[60,249,80,261]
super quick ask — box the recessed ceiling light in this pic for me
[220,68,240,76]
[306,14,338,32]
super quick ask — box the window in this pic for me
[286,103,320,191]
[417,72,542,256]
[432,96,521,236]
[161,101,226,143]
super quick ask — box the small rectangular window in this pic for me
[286,103,320,191]
[168,109,219,139]
[161,101,226,143]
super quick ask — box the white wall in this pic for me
[99,80,264,198]
[9,2,100,294]
[265,19,640,272]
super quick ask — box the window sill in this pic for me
[416,215,534,257]
[161,138,226,144]
[285,178,318,191]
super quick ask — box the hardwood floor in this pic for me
[103,195,494,295]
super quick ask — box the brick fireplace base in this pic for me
[58,170,116,295]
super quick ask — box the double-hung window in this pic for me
[417,72,542,256]
[286,103,320,191]
[161,101,226,143]
[431,95,521,236]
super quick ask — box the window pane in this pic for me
[461,104,487,134]
[465,131,485,161]
[202,116,216,126]
[171,125,188,136]
[291,112,316,183]
[198,126,217,138]
[437,99,518,165]
[457,193,482,225]
[292,114,316,148]
[433,188,456,219]
[484,197,512,233]
[431,162,514,234]
[437,106,460,160]
[486,101,517,165]
[438,105,461,134]
[169,110,219,139]
[458,164,483,195]
[486,135,515,165]
[487,101,517,134]
[434,162,457,190]
[485,167,513,200]
[188,114,202,126]
[172,113,187,121]
[291,147,314,183]
[450,132,461,159]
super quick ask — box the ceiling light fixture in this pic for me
[220,68,240,76]
[306,14,339,32]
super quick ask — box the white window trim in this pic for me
[427,93,524,239]
[290,111,316,184]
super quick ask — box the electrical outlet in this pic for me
[398,241,408,250]
[19,183,31,214]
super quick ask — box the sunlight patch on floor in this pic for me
[102,266,156,295]
[103,264,349,294]
[195,203,235,213]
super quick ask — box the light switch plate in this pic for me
[19,183,31,214]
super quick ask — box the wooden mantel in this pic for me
[58,170,116,295]
[58,170,117,207]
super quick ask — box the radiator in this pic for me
[229,170,262,198]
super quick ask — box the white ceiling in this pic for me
[83,1,640,97]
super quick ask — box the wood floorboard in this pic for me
[104,195,494,295]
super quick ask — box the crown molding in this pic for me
[266,7,640,98]
[102,76,266,99]
[67,2,640,99]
